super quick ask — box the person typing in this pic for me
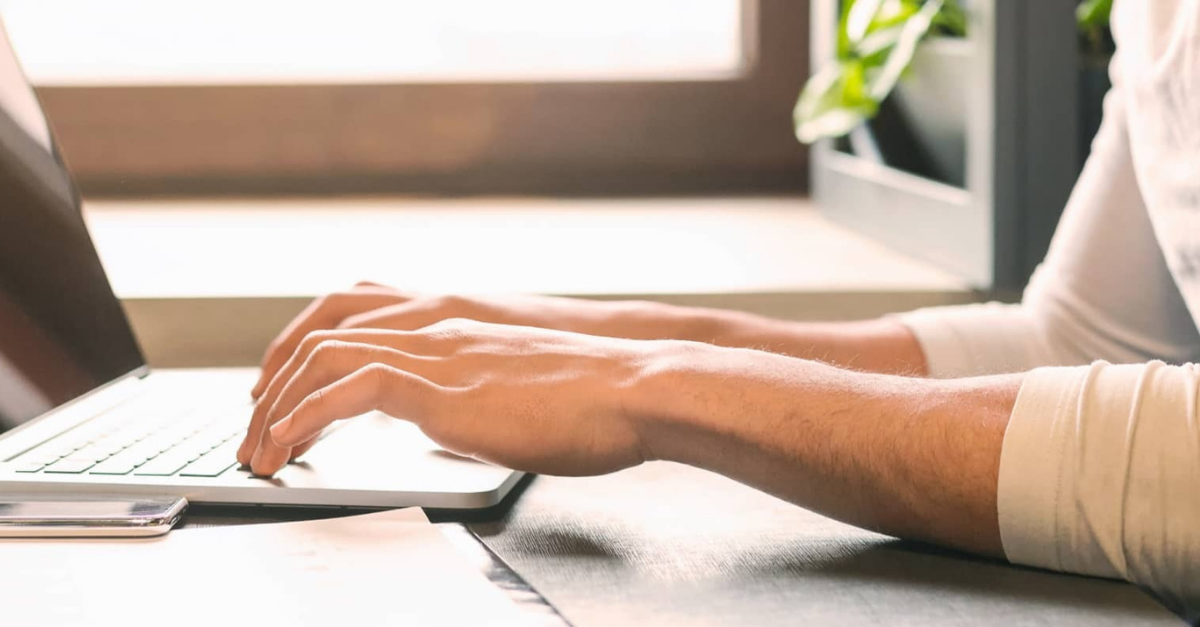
[238,1,1200,621]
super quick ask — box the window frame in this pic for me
[33,0,810,196]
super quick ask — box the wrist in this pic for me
[655,304,752,346]
[590,300,719,342]
[667,306,802,352]
[626,340,811,465]
[627,342,916,465]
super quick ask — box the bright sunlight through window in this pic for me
[0,0,743,86]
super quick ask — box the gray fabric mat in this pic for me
[470,462,1181,627]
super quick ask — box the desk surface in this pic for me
[189,462,1180,626]
[470,463,1179,626]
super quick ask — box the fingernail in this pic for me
[270,418,293,444]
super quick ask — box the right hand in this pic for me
[240,319,681,477]
[249,281,704,400]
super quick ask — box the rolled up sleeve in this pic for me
[998,361,1200,621]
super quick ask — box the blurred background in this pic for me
[0,0,1109,366]
[0,0,809,196]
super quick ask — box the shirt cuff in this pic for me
[995,364,1093,572]
[997,360,1198,586]
[892,303,1046,378]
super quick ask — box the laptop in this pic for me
[0,20,523,509]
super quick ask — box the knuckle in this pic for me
[305,386,326,409]
[334,315,363,330]
[299,329,338,353]
[363,361,391,381]
[431,294,470,311]
[308,338,353,362]
[361,363,393,404]
[432,316,475,330]
[420,318,476,342]
[314,291,354,312]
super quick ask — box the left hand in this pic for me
[247,282,703,400]
[238,318,664,477]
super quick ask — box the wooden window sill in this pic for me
[84,195,978,367]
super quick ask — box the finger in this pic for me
[250,342,438,475]
[288,433,321,461]
[338,298,466,331]
[252,288,405,397]
[353,280,394,290]
[271,365,437,450]
[240,329,417,464]
[251,288,410,398]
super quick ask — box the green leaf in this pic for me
[868,0,921,33]
[794,0,963,143]
[846,0,885,48]
[1076,0,1112,31]
[793,63,877,144]
[855,24,906,64]
[867,0,943,102]
[841,59,871,106]
[836,0,855,59]
[932,0,968,36]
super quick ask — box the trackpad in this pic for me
[269,412,512,494]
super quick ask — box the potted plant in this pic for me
[794,0,968,186]
[797,0,1114,187]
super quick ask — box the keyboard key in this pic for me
[179,442,240,477]
[171,446,211,463]
[185,435,226,453]
[43,459,96,474]
[139,437,182,455]
[11,450,64,466]
[89,459,139,475]
[133,455,191,476]
[12,462,47,473]
[28,447,73,463]
[53,440,90,453]
[64,446,112,464]
[122,443,163,463]
[90,439,129,457]
[90,451,149,473]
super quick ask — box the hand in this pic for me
[249,282,701,399]
[238,318,665,477]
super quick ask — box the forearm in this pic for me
[634,343,1019,557]
[656,303,930,376]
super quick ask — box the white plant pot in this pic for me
[891,36,971,188]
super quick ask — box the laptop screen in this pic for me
[0,20,145,433]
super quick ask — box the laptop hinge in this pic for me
[0,369,148,462]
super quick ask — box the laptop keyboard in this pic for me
[8,407,248,479]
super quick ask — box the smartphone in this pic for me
[0,495,188,537]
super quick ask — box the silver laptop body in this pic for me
[0,19,522,509]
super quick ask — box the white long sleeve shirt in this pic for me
[897,0,1200,620]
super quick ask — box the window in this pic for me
[1,0,809,195]
[2,0,744,84]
